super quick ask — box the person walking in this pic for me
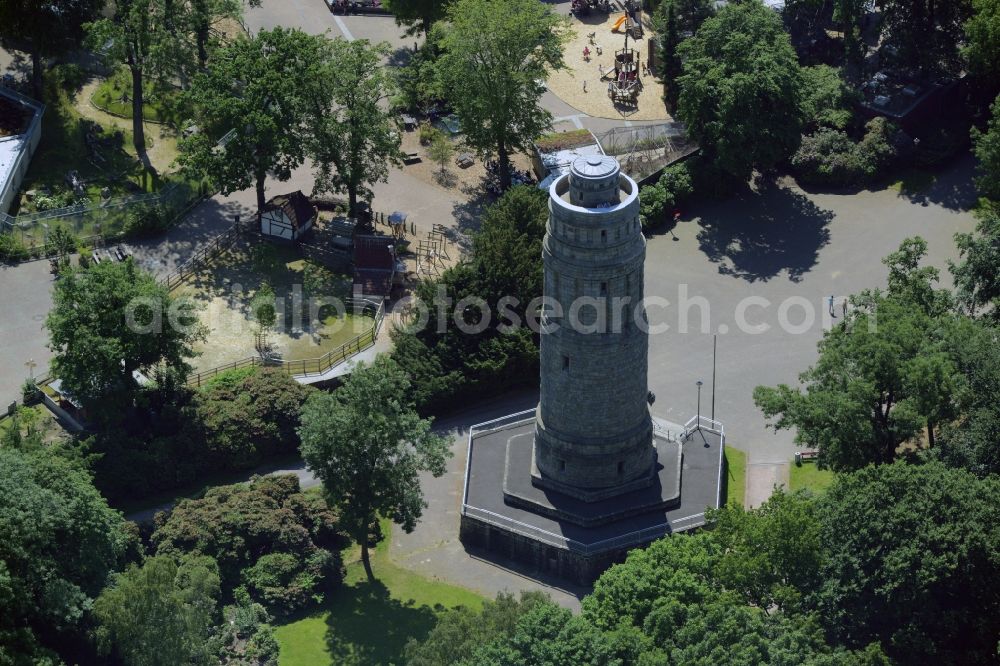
[828,295,835,317]
[842,298,848,318]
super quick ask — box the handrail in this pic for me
[462,411,725,555]
[186,298,384,387]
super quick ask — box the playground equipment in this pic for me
[611,14,627,32]
[604,44,641,106]
[571,0,611,16]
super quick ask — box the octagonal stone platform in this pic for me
[504,429,682,528]
[460,412,725,585]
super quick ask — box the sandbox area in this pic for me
[547,11,671,122]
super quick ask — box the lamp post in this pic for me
[695,379,703,431]
[25,358,36,381]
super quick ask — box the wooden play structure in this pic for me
[605,44,641,105]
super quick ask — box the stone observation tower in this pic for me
[459,154,725,583]
[533,154,655,501]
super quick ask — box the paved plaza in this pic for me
[0,0,985,601]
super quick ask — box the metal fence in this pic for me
[0,180,202,254]
[461,411,726,556]
[185,298,385,388]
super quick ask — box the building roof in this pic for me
[264,190,315,229]
[353,234,395,270]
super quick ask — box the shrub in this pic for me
[152,474,345,616]
[242,550,338,617]
[801,65,858,131]
[196,367,312,467]
[418,122,439,146]
[0,233,29,263]
[792,118,899,187]
[639,162,694,227]
[122,204,169,238]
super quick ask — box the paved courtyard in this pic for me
[0,1,985,606]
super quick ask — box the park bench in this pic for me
[794,449,820,464]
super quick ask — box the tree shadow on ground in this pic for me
[322,579,440,666]
[891,152,978,212]
[694,184,834,283]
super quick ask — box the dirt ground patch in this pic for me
[176,241,374,373]
[547,11,671,122]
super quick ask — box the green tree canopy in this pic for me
[152,474,343,615]
[308,39,403,215]
[45,259,202,420]
[93,555,221,666]
[0,448,131,663]
[964,0,1000,95]
[653,0,714,111]
[404,591,550,666]
[951,204,1000,318]
[298,356,450,581]
[754,238,962,469]
[390,185,547,411]
[383,0,452,37]
[178,28,328,213]
[0,0,104,100]
[879,0,973,76]
[676,0,805,182]
[86,0,193,172]
[972,95,1000,200]
[437,0,567,190]
[814,462,1000,663]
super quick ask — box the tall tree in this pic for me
[298,356,450,582]
[950,205,1000,318]
[971,95,1000,201]
[832,0,868,68]
[0,448,131,663]
[657,0,683,112]
[676,1,805,182]
[383,0,452,37]
[878,0,973,76]
[963,0,1000,96]
[0,0,105,101]
[94,555,221,666]
[184,0,259,68]
[45,259,203,419]
[437,0,567,191]
[86,0,192,172]
[308,39,403,216]
[815,462,1000,663]
[177,28,327,214]
[754,238,959,470]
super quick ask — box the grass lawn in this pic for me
[0,404,69,446]
[181,242,374,373]
[275,518,485,666]
[724,446,746,507]
[789,461,836,494]
[91,68,183,125]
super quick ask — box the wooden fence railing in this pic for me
[185,298,385,388]
[161,221,244,291]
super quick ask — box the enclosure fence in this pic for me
[0,180,203,255]
[184,298,385,388]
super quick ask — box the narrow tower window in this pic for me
[562,355,570,371]
[601,229,607,243]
